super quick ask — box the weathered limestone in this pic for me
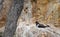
[16,22,60,37]
[2,0,24,37]
[16,0,60,37]
[0,0,60,37]
[0,0,13,28]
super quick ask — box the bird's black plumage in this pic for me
[35,21,49,28]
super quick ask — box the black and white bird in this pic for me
[35,21,49,28]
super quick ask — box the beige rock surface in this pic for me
[0,0,60,37]
[0,0,12,28]
[16,21,60,37]
[16,0,60,37]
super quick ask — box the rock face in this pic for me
[16,23,60,37]
[0,0,13,34]
[15,0,60,37]
[31,0,60,27]
[0,0,60,37]
[0,0,12,28]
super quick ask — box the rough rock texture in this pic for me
[2,0,24,37]
[16,22,60,37]
[31,0,60,27]
[0,0,12,28]
[0,0,60,37]
[15,0,60,37]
